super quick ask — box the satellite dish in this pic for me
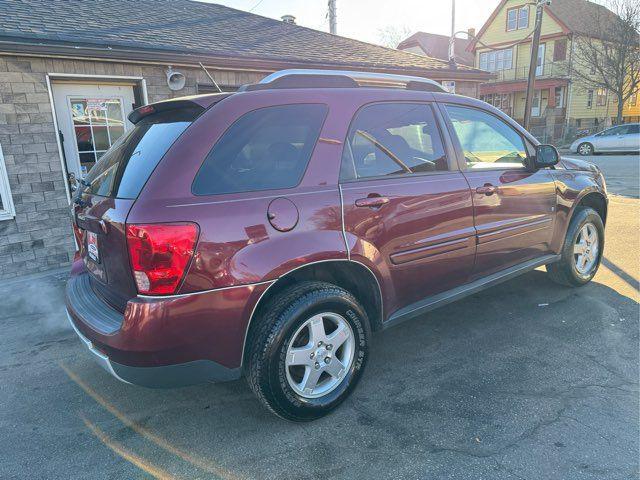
[166,66,186,91]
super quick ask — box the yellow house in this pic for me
[469,0,623,143]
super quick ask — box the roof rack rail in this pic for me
[240,69,446,93]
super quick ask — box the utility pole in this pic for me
[448,0,456,63]
[523,0,545,130]
[328,0,337,34]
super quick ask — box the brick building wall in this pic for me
[0,54,264,279]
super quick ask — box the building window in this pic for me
[555,86,565,108]
[630,93,637,106]
[0,144,16,221]
[442,81,456,93]
[507,5,529,31]
[596,88,607,106]
[553,39,567,61]
[480,93,512,116]
[587,89,594,109]
[479,48,513,72]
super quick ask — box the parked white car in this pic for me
[570,123,640,155]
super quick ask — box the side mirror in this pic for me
[533,144,559,169]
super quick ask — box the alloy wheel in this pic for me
[285,312,355,399]
[574,222,599,275]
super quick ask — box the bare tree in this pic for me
[377,25,413,49]
[571,0,640,124]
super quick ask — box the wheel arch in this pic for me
[242,259,384,366]
[576,191,608,225]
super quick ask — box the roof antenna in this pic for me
[199,62,223,93]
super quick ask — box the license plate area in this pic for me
[86,231,100,263]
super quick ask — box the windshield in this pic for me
[79,106,202,199]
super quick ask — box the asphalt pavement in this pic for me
[1,157,638,480]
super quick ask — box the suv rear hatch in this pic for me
[72,100,208,312]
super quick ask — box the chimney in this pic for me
[467,27,476,39]
[281,14,296,24]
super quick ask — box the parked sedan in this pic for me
[570,123,640,155]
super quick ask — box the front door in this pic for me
[442,103,557,280]
[531,90,541,117]
[52,83,135,183]
[339,102,476,316]
[536,44,545,76]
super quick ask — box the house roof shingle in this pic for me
[0,0,489,77]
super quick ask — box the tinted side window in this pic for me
[446,105,527,169]
[627,124,639,134]
[340,103,447,181]
[192,104,327,195]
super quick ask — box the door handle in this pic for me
[476,184,498,196]
[355,196,390,208]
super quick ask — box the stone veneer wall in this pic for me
[0,54,264,279]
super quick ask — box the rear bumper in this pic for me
[65,264,272,387]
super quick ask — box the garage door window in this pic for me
[0,144,16,221]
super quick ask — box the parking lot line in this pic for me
[60,362,241,480]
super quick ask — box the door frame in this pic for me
[46,73,148,203]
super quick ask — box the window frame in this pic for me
[191,103,329,197]
[587,89,594,109]
[506,5,529,31]
[338,101,455,184]
[439,102,535,172]
[596,88,607,107]
[0,143,16,221]
[478,48,513,72]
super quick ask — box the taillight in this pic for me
[126,223,199,295]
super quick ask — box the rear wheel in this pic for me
[546,207,604,286]
[246,281,370,421]
[577,142,594,156]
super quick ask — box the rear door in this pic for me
[73,104,204,310]
[340,102,475,315]
[441,103,557,280]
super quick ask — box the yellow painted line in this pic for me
[81,415,176,480]
[60,362,241,480]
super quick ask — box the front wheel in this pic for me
[245,281,370,421]
[577,142,594,156]
[546,207,604,286]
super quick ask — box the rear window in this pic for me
[79,107,202,199]
[192,104,328,196]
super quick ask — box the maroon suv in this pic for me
[66,70,607,421]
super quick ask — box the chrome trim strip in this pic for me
[66,311,131,385]
[239,258,383,367]
[136,279,275,300]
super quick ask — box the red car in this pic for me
[66,70,607,421]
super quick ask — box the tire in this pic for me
[245,281,370,421]
[577,142,594,156]
[546,207,604,287]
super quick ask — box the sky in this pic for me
[201,0,498,46]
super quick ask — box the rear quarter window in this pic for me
[192,104,328,196]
